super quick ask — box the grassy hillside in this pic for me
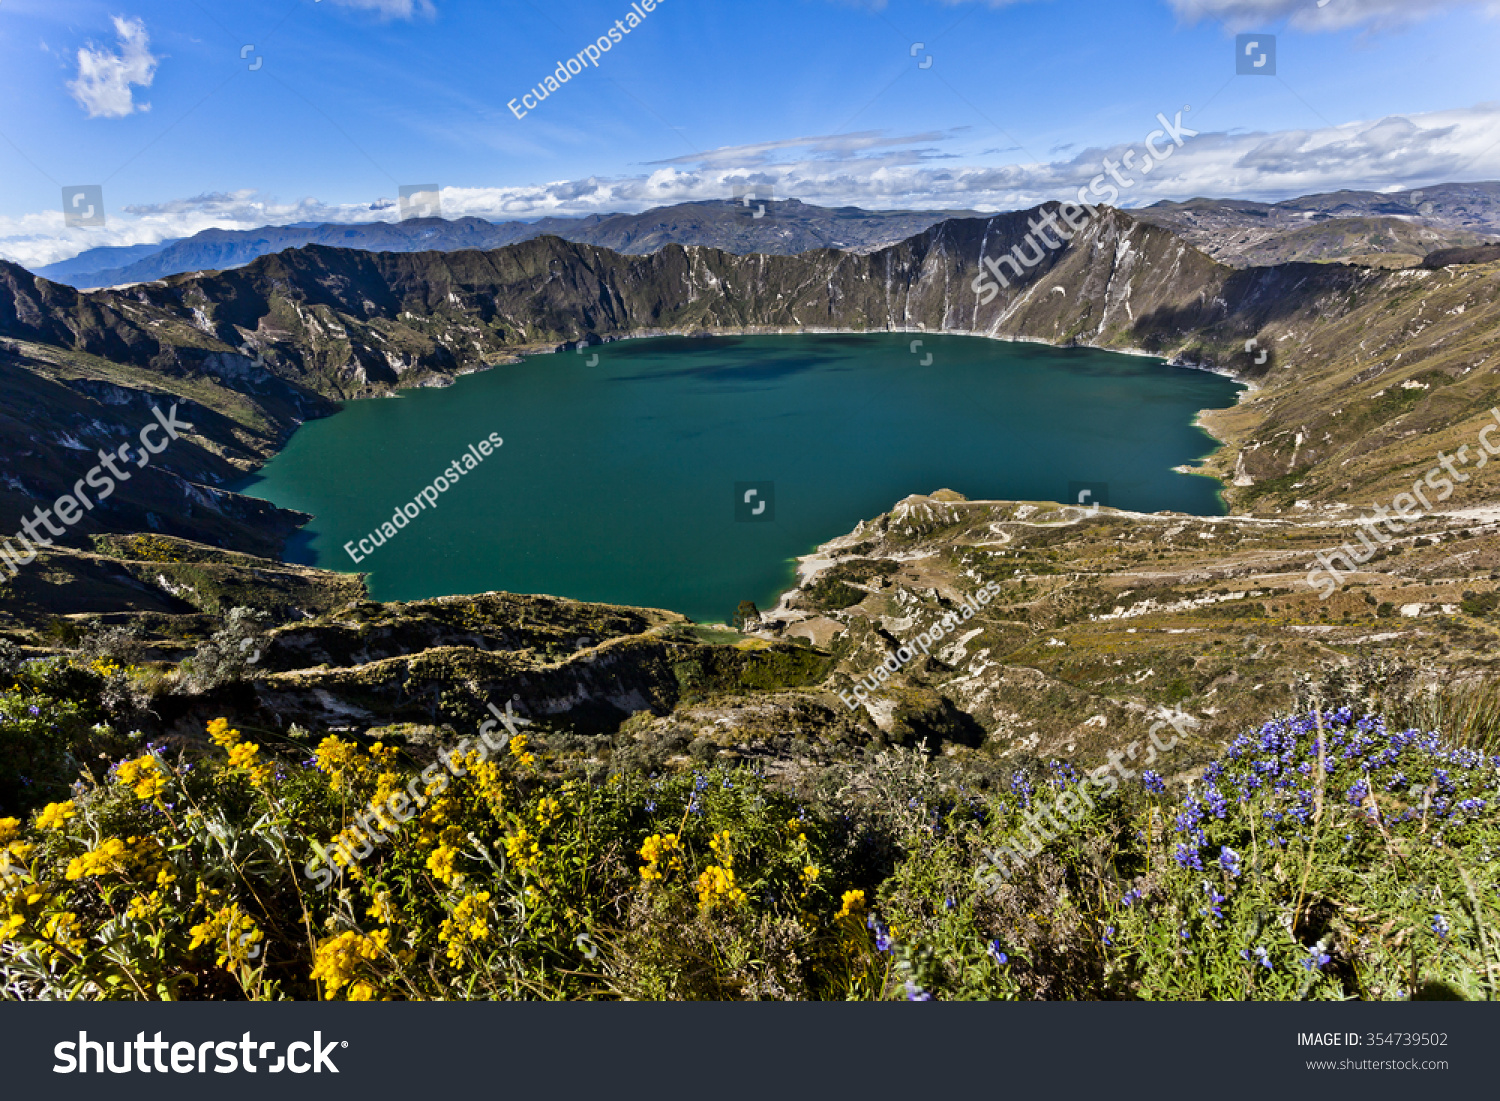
[0,656,1492,999]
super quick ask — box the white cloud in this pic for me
[67,16,158,119]
[423,104,1500,217]
[325,0,437,19]
[1165,0,1497,31]
[4,103,1499,271]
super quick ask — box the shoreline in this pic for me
[257,327,1252,623]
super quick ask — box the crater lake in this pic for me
[239,333,1242,624]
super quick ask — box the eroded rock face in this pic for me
[0,208,1304,400]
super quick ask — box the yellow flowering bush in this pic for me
[188,902,264,971]
[36,801,77,830]
[439,891,494,965]
[0,714,880,1001]
[695,864,747,911]
[638,833,683,882]
[115,755,168,803]
[310,928,390,999]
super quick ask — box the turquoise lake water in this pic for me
[239,333,1242,624]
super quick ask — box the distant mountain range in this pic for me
[1135,181,1500,266]
[33,200,982,289]
[30,184,1500,291]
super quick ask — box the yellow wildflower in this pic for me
[227,742,258,769]
[505,827,540,872]
[534,796,562,829]
[314,735,369,789]
[65,837,130,880]
[127,892,164,921]
[310,928,390,998]
[374,771,403,805]
[41,911,86,954]
[90,657,123,678]
[188,903,263,971]
[0,818,19,844]
[638,833,683,882]
[426,842,460,885]
[226,741,275,786]
[438,891,493,965]
[369,741,401,767]
[367,891,395,925]
[508,734,536,768]
[695,865,747,911]
[470,757,506,808]
[115,755,168,802]
[207,717,239,749]
[0,883,49,943]
[36,801,77,830]
[835,889,867,922]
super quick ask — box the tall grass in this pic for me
[1401,679,1500,757]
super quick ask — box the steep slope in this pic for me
[2,202,1499,823]
[0,206,1332,399]
[0,337,322,563]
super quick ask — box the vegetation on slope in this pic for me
[0,644,1494,1001]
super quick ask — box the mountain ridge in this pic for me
[2,202,1498,569]
[32,199,983,289]
[28,183,1500,291]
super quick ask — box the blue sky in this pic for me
[2,0,1498,266]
